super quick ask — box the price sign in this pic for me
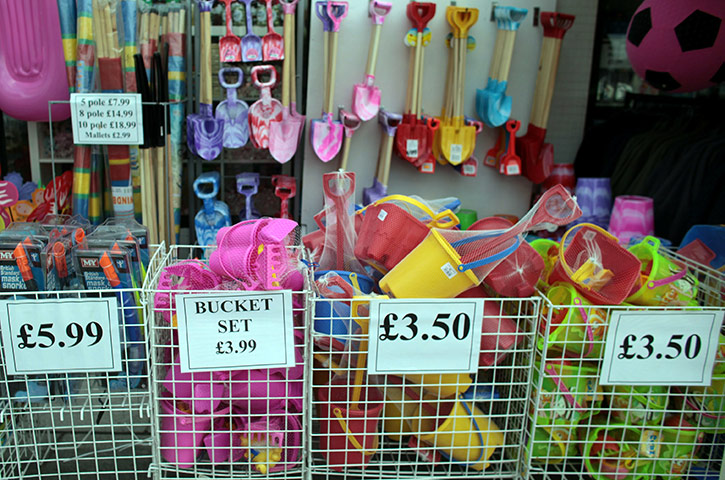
[175,291,296,373]
[367,299,483,375]
[600,311,723,386]
[0,298,122,375]
[70,93,144,145]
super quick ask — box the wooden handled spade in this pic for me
[186,0,223,161]
[476,6,527,128]
[338,107,361,171]
[394,2,436,168]
[310,1,348,163]
[351,0,392,121]
[362,107,402,205]
[517,12,575,184]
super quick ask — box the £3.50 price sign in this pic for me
[601,311,723,386]
[0,298,122,375]
[175,291,296,373]
[367,299,483,375]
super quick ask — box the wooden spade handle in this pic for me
[366,24,382,78]
[489,29,503,81]
[381,133,394,187]
[498,30,517,83]
[290,13,297,104]
[282,12,292,107]
[405,45,415,114]
[327,31,339,114]
[200,10,212,105]
[539,37,564,129]
[529,36,556,127]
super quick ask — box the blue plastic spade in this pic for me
[476,7,527,128]
[193,171,231,249]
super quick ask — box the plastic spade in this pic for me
[272,174,296,219]
[476,7,527,128]
[262,0,283,61]
[249,65,283,149]
[518,12,574,184]
[484,126,505,169]
[452,116,483,177]
[362,108,402,205]
[351,0,392,121]
[499,119,521,176]
[219,0,242,62]
[240,0,262,62]
[193,171,231,249]
[438,7,478,165]
[394,2,436,167]
[269,0,305,163]
[216,67,250,148]
[236,172,260,221]
[338,107,361,171]
[310,1,348,162]
[323,171,355,270]
[187,1,223,161]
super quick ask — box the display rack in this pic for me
[524,247,725,480]
[309,292,540,478]
[0,244,166,480]
[146,244,311,480]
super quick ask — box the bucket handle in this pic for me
[683,395,725,420]
[558,223,619,288]
[454,397,487,467]
[332,407,378,455]
[544,365,586,412]
[573,297,594,358]
[456,235,521,272]
[359,194,460,229]
[647,262,688,290]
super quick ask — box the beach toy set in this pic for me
[151,218,308,474]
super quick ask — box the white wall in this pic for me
[300,0,598,231]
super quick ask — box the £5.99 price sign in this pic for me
[0,298,122,375]
[175,290,296,373]
[600,311,723,386]
[367,299,483,375]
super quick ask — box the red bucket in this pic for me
[316,379,383,471]
[354,203,430,273]
[549,223,641,305]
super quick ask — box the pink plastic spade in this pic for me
[249,65,283,150]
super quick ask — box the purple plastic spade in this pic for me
[216,67,249,148]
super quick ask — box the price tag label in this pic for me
[175,291,296,373]
[450,144,463,164]
[406,139,419,158]
[600,311,723,386]
[367,299,483,375]
[70,93,143,145]
[0,298,122,375]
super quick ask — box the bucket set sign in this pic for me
[175,291,296,373]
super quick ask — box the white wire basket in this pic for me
[146,244,311,480]
[524,246,725,480]
[0,244,165,479]
[308,286,540,479]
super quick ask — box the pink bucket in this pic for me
[316,379,384,470]
[160,396,230,468]
[202,414,246,464]
[608,195,654,245]
[163,357,226,414]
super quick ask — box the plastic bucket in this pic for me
[530,238,559,288]
[354,203,431,273]
[316,379,383,470]
[381,385,419,441]
[580,424,655,480]
[610,385,668,426]
[484,241,544,297]
[626,236,698,306]
[228,369,289,413]
[202,414,245,464]
[163,357,227,414]
[380,230,479,299]
[533,359,603,426]
[400,373,472,399]
[527,425,578,463]
[683,377,725,433]
[540,282,608,358]
[410,395,504,471]
[313,270,374,351]
[653,418,701,477]
[160,396,229,468]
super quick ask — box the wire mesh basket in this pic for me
[309,290,540,479]
[524,246,725,480]
[146,244,311,480]
[0,244,165,479]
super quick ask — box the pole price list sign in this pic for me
[367,299,484,375]
[175,290,296,373]
[601,310,723,386]
[70,93,144,145]
[0,298,122,375]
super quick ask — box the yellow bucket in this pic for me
[379,229,480,298]
[626,236,698,306]
[411,396,504,471]
[403,373,472,399]
[381,386,416,441]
